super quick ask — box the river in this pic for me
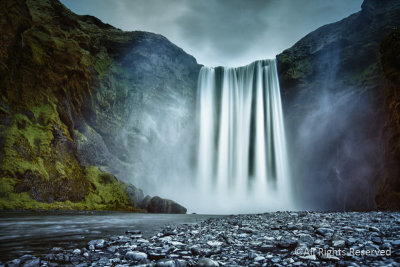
[0,212,222,263]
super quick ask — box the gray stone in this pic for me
[126,185,144,207]
[332,240,345,248]
[125,251,147,261]
[196,258,219,267]
[88,239,106,249]
[298,234,314,246]
[277,237,297,249]
[155,258,183,267]
[147,196,187,214]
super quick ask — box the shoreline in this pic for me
[2,211,399,266]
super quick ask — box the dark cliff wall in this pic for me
[277,0,400,210]
[377,29,400,210]
[0,0,200,210]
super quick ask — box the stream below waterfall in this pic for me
[0,212,221,263]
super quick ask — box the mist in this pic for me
[60,0,362,67]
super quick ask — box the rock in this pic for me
[155,258,183,267]
[73,249,81,255]
[196,258,219,267]
[126,230,142,235]
[277,237,297,249]
[6,259,21,266]
[299,255,317,261]
[371,236,382,244]
[254,244,275,253]
[141,195,152,209]
[125,251,148,261]
[369,226,380,232]
[147,196,187,214]
[126,185,145,207]
[22,258,40,267]
[332,240,346,248]
[315,228,334,237]
[298,234,314,246]
[391,240,400,247]
[254,256,265,262]
[88,239,107,249]
[148,252,166,260]
[346,238,357,246]
[319,254,340,262]
[206,241,223,247]
[190,245,204,256]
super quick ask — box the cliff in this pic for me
[0,0,199,211]
[277,0,400,210]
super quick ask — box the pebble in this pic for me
[125,251,147,261]
[196,258,219,266]
[5,211,400,266]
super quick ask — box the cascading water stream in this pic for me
[196,59,293,213]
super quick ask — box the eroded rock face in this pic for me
[0,0,196,211]
[276,0,400,210]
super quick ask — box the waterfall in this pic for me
[196,59,293,213]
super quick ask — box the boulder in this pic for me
[126,185,144,208]
[147,196,187,214]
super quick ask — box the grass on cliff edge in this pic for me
[0,167,143,212]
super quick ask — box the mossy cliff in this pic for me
[0,0,198,211]
[276,0,400,210]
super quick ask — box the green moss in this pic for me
[25,36,44,65]
[94,55,113,78]
[0,168,143,211]
[84,166,132,209]
[73,129,88,142]
[0,177,16,198]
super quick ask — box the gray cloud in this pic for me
[60,0,362,66]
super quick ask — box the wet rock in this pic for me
[88,239,107,249]
[206,241,223,247]
[196,258,219,267]
[125,251,148,261]
[254,256,265,262]
[126,185,145,207]
[298,234,314,246]
[126,230,142,235]
[254,244,275,253]
[155,258,182,267]
[73,249,81,255]
[147,196,187,214]
[346,238,357,246]
[22,258,40,267]
[277,237,297,249]
[392,240,400,247]
[6,259,21,266]
[316,228,334,237]
[332,240,345,248]
[5,211,400,267]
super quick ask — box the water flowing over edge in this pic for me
[195,59,294,213]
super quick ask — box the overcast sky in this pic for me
[60,0,363,67]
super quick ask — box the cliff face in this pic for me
[377,29,400,210]
[0,0,199,211]
[277,0,400,210]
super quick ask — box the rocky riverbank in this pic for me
[3,211,400,266]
